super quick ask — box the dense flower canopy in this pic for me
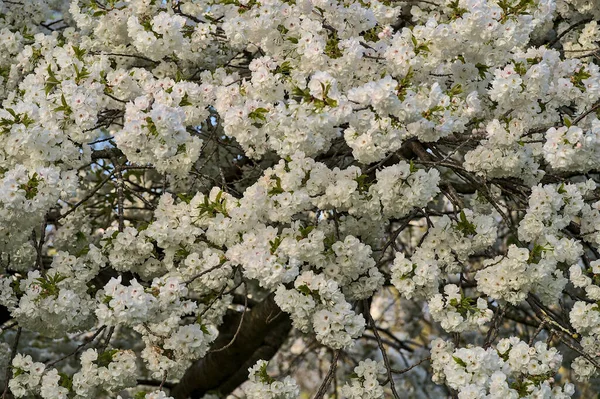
[0,0,600,398]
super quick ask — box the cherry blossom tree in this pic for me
[1,0,600,398]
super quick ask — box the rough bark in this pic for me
[170,293,292,399]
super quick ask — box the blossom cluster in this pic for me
[243,360,299,399]
[340,359,386,399]
[9,349,137,399]
[275,271,365,349]
[1,0,600,396]
[428,284,494,333]
[431,338,574,398]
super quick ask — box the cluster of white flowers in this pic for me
[327,235,383,299]
[371,162,440,219]
[580,198,600,249]
[570,261,600,301]
[420,210,498,272]
[428,284,493,333]
[391,209,497,301]
[227,224,302,290]
[340,359,386,399]
[475,245,533,305]
[243,360,299,399]
[95,276,159,327]
[275,271,365,349]
[138,318,219,380]
[431,338,574,399]
[7,262,96,337]
[519,181,593,243]
[143,391,174,399]
[569,301,600,381]
[475,243,569,306]
[7,348,137,399]
[8,354,47,398]
[2,0,600,394]
[0,165,76,252]
[543,122,600,171]
[464,120,541,184]
[116,95,204,175]
[94,273,219,378]
[102,226,156,276]
[127,12,187,61]
[70,348,137,398]
[390,249,440,300]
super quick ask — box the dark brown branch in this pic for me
[313,350,341,399]
[365,300,401,399]
[170,294,292,399]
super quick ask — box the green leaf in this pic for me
[572,67,591,91]
[54,94,72,115]
[454,210,477,237]
[12,368,24,377]
[45,65,60,95]
[268,175,284,196]
[34,272,68,300]
[269,236,283,254]
[297,284,312,296]
[195,191,229,219]
[513,62,527,76]
[448,0,468,19]
[297,225,315,241]
[96,349,119,368]
[275,61,292,76]
[248,107,269,122]
[528,243,552,264]
[475,63,489,79]
[325,32,342,59]
[145,117,158,136]
[409,160,418,173]
[453,356,467,367]
[19,172,40,200]
[258,361,276,384]
[179,93,192,106]
[355,174,371,194]
[72,45,86,61]
[177,193,193,204]
[58,372,73,391]
[73,63,91,84]
[448,83,462,97]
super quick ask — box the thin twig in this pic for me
[573,100,600,125]
[33,215,48,273]
[313,350,341,399]
[113,160,125,232]
[46,326,106,367]
[59,172,115,220]
[185,262,226,285]
[549,18,594,48]
[365,300,401,399]
[391,356,430,374]
[209,283,247,353]
[529,321,547,346]
[376,211,419,265]
[97,326,115,353]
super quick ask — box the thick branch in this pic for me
[170,294,291,399]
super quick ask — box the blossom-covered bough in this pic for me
[0,0,600,397]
